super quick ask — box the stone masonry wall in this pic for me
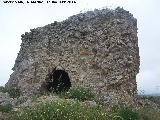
[7,7,139,105]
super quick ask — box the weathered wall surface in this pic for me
[7,7,139,105]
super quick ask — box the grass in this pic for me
[13,100,156,120]
[1,86,160,120]
[66,87,95,101]
[14,100,108,120]
[48,87,95,102]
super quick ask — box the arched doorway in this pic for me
[46,67,71,93]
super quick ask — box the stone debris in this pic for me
[6,7,140,106]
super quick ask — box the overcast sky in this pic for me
[0,0,160,94]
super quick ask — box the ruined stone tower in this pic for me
[7,7,139,105]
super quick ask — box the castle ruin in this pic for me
[6,7,139,105]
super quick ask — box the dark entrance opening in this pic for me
[46,68,71,93]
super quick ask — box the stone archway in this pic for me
[46,67,71,93]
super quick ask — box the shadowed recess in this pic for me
[46,68,71,93]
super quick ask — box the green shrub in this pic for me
[1,86,21,98]
[146,96,160,105]
[138,107,160,120]
[48,87,95,102]
[118,107,139,120]
[15,96,28,106]
[0,104,12,113]
[109,106,139,120]
[0,86,4,92]
[14,101,108,120]
[138,95,160,106]
[31,94,42,102]
[65,87,95,101]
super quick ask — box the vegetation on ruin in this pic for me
[49,87,95,102]
[11,100,160,120]
[0,86,20,98]
[1,86,160,120]
[0,104,12,113]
